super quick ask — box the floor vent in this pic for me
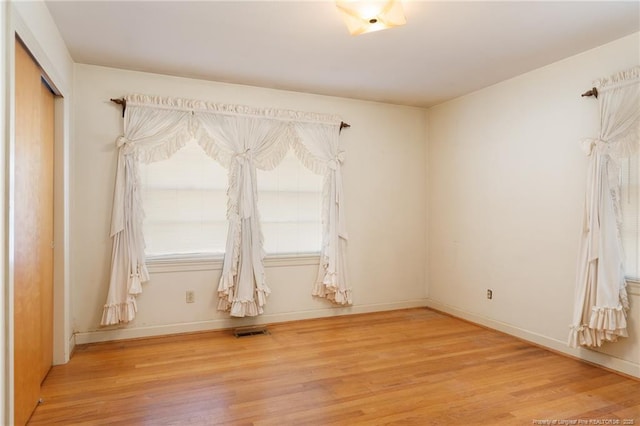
[233,326,269,338]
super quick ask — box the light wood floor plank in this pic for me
[28,308,639,425]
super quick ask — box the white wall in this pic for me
[3,1,74,424]
[427,32,640,378]
[71,64,428,343]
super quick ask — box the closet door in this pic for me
[14,38,55,426]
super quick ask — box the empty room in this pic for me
[2,0,639,424]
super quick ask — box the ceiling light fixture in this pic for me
[336,0,406,36]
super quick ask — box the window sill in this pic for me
[146,253,320,274]
[627,279,640,296]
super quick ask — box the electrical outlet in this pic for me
[186,291,195,303]
[486,289,493,300]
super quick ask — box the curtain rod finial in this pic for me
[581,87,598,99]
[110,98,126,117]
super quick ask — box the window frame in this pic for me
[146,252,321,274]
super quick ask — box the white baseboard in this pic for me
[425,299,640,379]
[73,297,640,379]
[74,299,430,345]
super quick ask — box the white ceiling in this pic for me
[46,1,640,108]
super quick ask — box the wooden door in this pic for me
[14,38,55,426]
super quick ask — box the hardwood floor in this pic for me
[29,308,639,425]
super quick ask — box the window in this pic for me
[257,151,323,255]
[139,140,322,259]
[139,140,228,257]
[621,148,640,281]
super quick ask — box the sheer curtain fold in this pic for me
[569,66,640,348]
[102,104,194,325]
[197,113,291,317]
[102,94,350,325]
[294,122,352,305]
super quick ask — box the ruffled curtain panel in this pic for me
[102,94,351,326]
[294,123,350,304]
[569,66,640,348]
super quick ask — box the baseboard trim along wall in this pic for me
[425,298,640,379]
[73,297,639,379]
[74,299,430,345]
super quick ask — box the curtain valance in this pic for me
[126,93,343,125]
[569,66,639,348]
[102,94,351,326]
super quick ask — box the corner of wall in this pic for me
[424,107,430,300]
[424,32,640,379]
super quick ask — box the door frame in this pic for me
[2,4,73,425]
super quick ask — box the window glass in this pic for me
[139,141,322,258]
[139,140,228,257]
[257,150,323,255]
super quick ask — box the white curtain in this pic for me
[569,66,640,348]
[102,102,194,325]
[196,114,291,317]
[102,94,349,325]
[294,122,352,304]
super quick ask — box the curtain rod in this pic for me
[581,87,598,99]
[110,98,351,131]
